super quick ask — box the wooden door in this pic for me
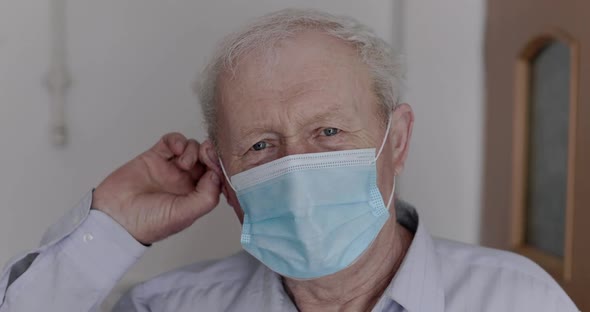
[483,0,590,309]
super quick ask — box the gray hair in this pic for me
[195,8,405,143]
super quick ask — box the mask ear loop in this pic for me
[374,113,395,209]
[386,176,396,210]
[219,157,237,192]
[374,114,393,162]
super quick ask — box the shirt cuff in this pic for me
[58,209,147,286]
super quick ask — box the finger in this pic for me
[176,139,200,170]
[153,132,187,159]
[189,162,207,181]
[174,170,222,222]
[199,140,222,177]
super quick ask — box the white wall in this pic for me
[399,0,486,244]
[0,1,396,308]
[1,0,489,308]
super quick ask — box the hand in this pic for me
[92,133,222,244]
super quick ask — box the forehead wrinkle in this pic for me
[235,125,270,142]
[304,107,347,126]
[278,76,328,105]
[217,30,378,146]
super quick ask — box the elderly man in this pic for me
[0,9,578,312]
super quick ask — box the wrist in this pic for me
[91,188,145,244]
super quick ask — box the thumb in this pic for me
[174,170,222,223]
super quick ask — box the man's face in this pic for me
[216,31,391,178]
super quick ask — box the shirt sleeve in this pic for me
[112,290,150,312]
[0,191,147,312]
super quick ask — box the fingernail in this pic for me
[211,171,220,185]
[175,140,184,151]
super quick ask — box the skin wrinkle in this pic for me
[217,38,380,170]
[215,30,414,311]
[200,10,406,147]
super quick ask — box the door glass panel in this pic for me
[525,41,570,257]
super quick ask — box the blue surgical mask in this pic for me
[220,117,395,279]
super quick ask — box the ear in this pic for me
[199,140,222,175]
[390,103,414,175]
[199,139,244,223]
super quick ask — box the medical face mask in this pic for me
[220,117,395,279]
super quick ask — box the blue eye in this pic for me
[251,141,267,151]
[322,128,340,136]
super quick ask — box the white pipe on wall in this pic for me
[45,0,71,146]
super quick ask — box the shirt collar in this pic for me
[381,199,445,312]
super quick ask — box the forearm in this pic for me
[0,192,146,311]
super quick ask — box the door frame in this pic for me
[509,31,579,281]
[482,0,590,308]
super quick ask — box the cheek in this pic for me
[223,184,245,224]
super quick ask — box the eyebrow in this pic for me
[303,105,346,125]
[230,102,351,150]
[232,127,270,151]
[234,126,271,143]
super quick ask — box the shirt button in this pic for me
[83,233,94,243]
